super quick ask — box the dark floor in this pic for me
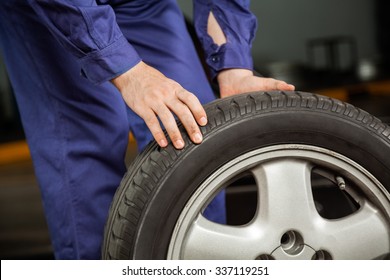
[0,93,389,260]
[0,160,53,259]
[0,140,138,260]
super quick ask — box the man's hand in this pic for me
[111,61,207,150]
[217,68,295,98]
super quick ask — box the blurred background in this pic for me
[1,0,390,259]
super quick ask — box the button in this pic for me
[210,55,220,63]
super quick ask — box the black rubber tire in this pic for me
[102,91,390,259]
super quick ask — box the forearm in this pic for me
[206,11,226,46]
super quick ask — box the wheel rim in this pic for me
[167,144,390,259]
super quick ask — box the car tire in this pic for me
[102,91,390,260]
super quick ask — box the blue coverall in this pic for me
[0,0,257,259]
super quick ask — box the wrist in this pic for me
[111,61,144,92]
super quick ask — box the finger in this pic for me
[269,79,295,91]
[276,80,295,91]
[141,110,168,148]
[176,89,208,126]
[153,105,185,149]
[261,78,294,91]
[168,99,203,144]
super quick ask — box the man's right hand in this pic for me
[111,61,208,150]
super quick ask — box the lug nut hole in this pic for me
[255,254,275,260]
[312,250,332,260]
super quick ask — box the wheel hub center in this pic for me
[273,230,314,259]
[256,230,332,260]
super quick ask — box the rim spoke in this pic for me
[180,215,268,259]
[251,159,319,228]
[317,202,390,259]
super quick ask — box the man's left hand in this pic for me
[217,68,295,98]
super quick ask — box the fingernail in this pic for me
[194,132,203,143]
[159,139,168,147]
[175,139,184,149]
[199,116,207,126]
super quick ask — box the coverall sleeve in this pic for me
[27,0,141,84]
[193,0,258,79]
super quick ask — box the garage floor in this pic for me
[0,139,138,259]
[0,93,389,259]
